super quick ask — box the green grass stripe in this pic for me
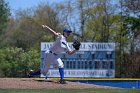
[0,88,140,93]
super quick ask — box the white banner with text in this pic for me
[41,42,115,51]
[41,69,115,78]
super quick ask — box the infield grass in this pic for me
[0,88,139,93]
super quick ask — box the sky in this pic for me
[6,0,64,16]
[6,0,119,17]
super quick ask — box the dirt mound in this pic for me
[0,78,113,89]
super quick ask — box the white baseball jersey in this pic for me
[49,34,71,54]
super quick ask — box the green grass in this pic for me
[0,88,140,93]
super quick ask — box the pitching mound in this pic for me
[0,78,113,89]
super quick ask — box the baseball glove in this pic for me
[72,39,81,50]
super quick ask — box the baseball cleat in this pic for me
[27,70,33,78]
[59,79,67,84]
[44,77,50,80]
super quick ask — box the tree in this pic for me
[84,0,119,42]
[35,3,61,36]
[122,0,140,16]
[0,0,10,47]
[0,47,40,77]
[4,3,63,50]
[120,0,140,77]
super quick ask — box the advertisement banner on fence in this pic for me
[41,42,115,51]
[40,69,115,78]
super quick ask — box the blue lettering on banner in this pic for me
[41,42,115,51]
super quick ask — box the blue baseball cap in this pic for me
[63,28,72,33]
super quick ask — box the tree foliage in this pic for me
[0,47,40,77]
[0,0,10,32]
[0,0,10,47]
[0,0,140,78]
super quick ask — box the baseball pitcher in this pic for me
[28,25,81,84]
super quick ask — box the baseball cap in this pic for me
[63,28,72,33]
